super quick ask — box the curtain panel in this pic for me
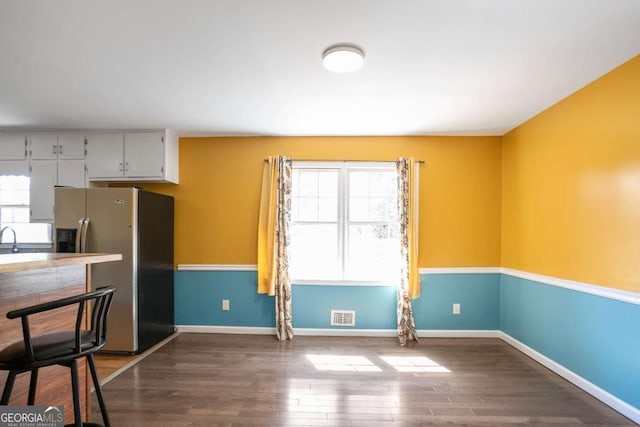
[257,155,293,341]
[396,157,420,346]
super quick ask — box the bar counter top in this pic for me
[0,252,122,274]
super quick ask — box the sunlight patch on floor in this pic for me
[305,354,382,372]
[380,356,450,372]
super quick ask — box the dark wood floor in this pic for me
[91,333,636,426]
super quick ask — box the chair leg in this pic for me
[27,368,38,405]
[1,371,17,404]
[69,360,82,427]
[87,353,110,427]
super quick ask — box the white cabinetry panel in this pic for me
[30,135,58,160]
[124,132,164,178]
[85,134,124,179]
[57,135,86,160]
[0,135,28,160]
[58,159,86,188]
[29,160,58,221]
[85,130,177,183]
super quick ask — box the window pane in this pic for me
[317,196,337,221]
[0,222,52,243]
[295,197,319,221]
[318,172,338,197]
[349,197,369,221]
[296,171,317,196]
[349,172,369,197]
[289,223,339,280]
[346,224,400,282]
[1,207,30,223]
[292,170,338,222]
[349,171,398,222]
[369,196,398,221]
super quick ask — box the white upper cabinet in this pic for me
[58,134,86,160]
[0,135,28,160]
[31,134,86,160]
[86,130,178,183]
[29,134,59,160]
[124,132,164,178]
[85,133,124,179]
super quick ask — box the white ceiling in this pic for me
[0,0,639,137]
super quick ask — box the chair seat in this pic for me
[1,286,115,426]
[0,331,102,368]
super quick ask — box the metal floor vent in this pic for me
[331,310,356,326]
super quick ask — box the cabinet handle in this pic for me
[53,145,57,155]
[59,144,63,155]
[119,162,124,172]
[125,162,129,172]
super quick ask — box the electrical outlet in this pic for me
[453,303,461,315]
[222,299,230,311]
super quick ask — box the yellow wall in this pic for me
[145,136,502,268]
[501,55,640,292]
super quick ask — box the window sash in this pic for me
[290,161,399,285]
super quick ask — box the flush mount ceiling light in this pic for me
[322,44,365,73]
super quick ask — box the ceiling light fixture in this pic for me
[322,44,365,73]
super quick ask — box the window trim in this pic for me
[290,161,400,286]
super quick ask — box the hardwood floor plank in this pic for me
[91,334,637,426]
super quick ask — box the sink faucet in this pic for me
[0,226,19,253]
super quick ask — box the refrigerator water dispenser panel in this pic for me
[56,228,77,253]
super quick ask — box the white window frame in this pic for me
[290,161,400,286]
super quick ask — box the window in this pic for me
[289,162,400,284]
[0,174,52,244]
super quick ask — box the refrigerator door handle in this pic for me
[80,218,90,253]
[75,218,85,253]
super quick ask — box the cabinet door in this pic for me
[0,135,28,160]
[57,135,86,160]
[30,160,58,221]
[86,134,124,179]
[124,132,164,178]
[58,159,86,188]
[30,135,58,160]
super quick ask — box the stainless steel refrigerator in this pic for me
[54,187,174,354]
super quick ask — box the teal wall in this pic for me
[500,275,640,410]
[175,271,501,330]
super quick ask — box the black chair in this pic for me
[0,286,116,427]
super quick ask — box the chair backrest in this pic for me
[6,286,116,364]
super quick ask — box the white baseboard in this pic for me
[294,328,397,337]
[499,331,640,425]
[417,329,500,338]
[176,325,500,339]
[176,325,276,335]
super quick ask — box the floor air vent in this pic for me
[331,310,356,326]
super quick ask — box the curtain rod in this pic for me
[264,158,425,164]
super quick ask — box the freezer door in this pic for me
[86,188,138,352]
[137,190,174,352]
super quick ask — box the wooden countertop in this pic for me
[0,252,122,274]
